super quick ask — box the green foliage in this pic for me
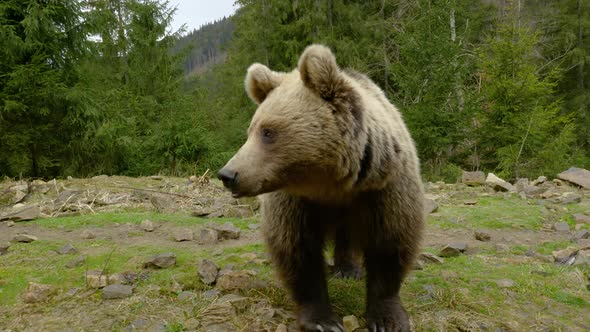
[0,0,589,179]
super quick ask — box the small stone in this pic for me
[275,324,288,332]
[143,253,176,269]
[559,192,582,204]
[247,223,260,230]
[86,270,108,288]
[439,243,467,257]
[462,171,486,186]
[127,318,150,331]
[424,198,439,214]
[552,222,570,232]
[80,229,96,239]
[178,291,196,301]
[495,279,515,288]
[205,222,240,240]
[0,242,10,255]
[574,230,590,241]
[13,234,37,243]
[475,230,491,242]
[216,270,261,291]
[463,200,478,205]
[65,255,86,268]
[578,239,590,250]
[573,214,590,224]
[22,282,52,303]
[198,259,219,285]
[419,252,444,264]
[173,228,194,242]
[532,176,547,186]
[140,220,155,232]
[343,315,360,332]
[6,220,15,227]
[574,250,590,266]
[102,284,133,299]
[552,247,578,264]
[56,243,77,255]
[202,289,221,299]
[485,173,515,192]
[197,228,218,245]
[108,273,128,285]
[218,293,250,311]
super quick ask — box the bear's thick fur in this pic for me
[218,45,424,332]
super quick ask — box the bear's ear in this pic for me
[245,63,284,105]
[298,44,344,100]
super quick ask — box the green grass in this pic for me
[28,211,258,230]
[438,196,546,229]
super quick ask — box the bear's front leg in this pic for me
[363,185,423,332]
[262,192,344,332]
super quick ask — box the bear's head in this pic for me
[218,45,366,199]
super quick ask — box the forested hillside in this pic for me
[173,17,234,75]
[1,0,589,181]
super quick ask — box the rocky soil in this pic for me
[0,170,589,331]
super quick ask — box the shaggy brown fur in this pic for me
[218,44,424,332]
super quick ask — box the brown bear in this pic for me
[218,44,424,332]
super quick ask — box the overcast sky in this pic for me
[168,0,238,34]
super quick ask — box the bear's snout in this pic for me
[217,168,238,191]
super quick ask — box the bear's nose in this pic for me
[217,168,238,189]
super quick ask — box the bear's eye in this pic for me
[261,128,276,143]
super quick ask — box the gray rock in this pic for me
[424,198,439,214]
[463,200,478,205]
[439,243,467,257]
[13,234,38,243]
[574,250,590,266]
[177,291,196,301]
[102,284,133,299]
[198,259,220,285]
[532,176,547,186]
[216,270,262,291]
[574,230,590,241]
[419,252,444,264]
[247,223,260,230]
[80,229,96,239]
[56,243,77,255]
[202,289,221,299]
[552,247,578,264]
[558,192,582,205]
[143,253,176,269]
[218,293,250,311]
[486,173,515,192]
[150,195,172,211]
[0,205,41,222]
[557,167,590,189]
[515,178,529,191]
[22,282,52,303]
[475,230,491,241]
[205,222,240,240]
[86,270,108,288]
[65,256,86,268]
[140,220,155,232]
[573,214,590,224]
[0,242,10,256]
[172,228,193,242]
[126,318,150,331]
[552,222,570,232]
[197,228,219,245]
[495,279,515,288]
[343,315,360,332]
[462,171,486,186]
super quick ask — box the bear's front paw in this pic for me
[298,308,344,332]
[367,299,410,332]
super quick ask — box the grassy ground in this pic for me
[1,186,589,331]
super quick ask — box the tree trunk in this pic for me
[381,0,389,92]
[450,6,464,111]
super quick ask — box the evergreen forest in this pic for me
[1,0,589,182]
